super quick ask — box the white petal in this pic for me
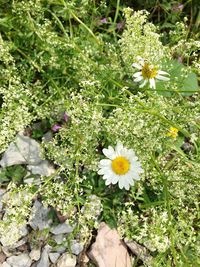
[126,150,138,160]
[98,168,107,175]
[118,178,124,189]
[139,79,147,88]
[149,78,156,89]
[136,56,145,65]
[133,71,142,78]
[111,175,120,184]
[99,159,111,167]
[128,178,135,186]
[105,178,112,185]
[157,70,170,75]
[124,181,130,190]
[156,75,170,81]
[134,76,143,82]
[132,63,142,69]
[102,146,115,159]
[115,141,124,155]
[132,172,141,180]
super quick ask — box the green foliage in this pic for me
[0,165,27,184]
[0,0,199,266]
[156,59,199,96]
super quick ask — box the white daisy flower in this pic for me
[132,57,170,89]
[98,142,144,190]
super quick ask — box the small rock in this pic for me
[125,239,153,265]
[0,133,43,167]
[0,251,6,263]
[2,247,13,257]
[70,240,83,256]
[53,234,65,245]
[1,262,11,267]
[29,200,52,230]
[6,253,32,267]
[0,189,6,211]
[49,252,60,263]
[42,131,53,143]
[29,249,41,261]
[7,237,27,250]
[24,177,41,185]
[36,245,51,267]
[27,160,55,177]
[88,222,131,267]
[56,253,76,267]
[54,246,66,254]
[0,221,28,247]
[50,222,74,235]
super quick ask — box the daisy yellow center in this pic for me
[111,156,130,175]
[141,63,157,79]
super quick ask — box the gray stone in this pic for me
[29,200,52,230]
[54,246,66,254]
[7,237,27,249]
[124,239,153,265]
[42,132,53,143]
[53,234,65,245]
[6,253,32,267]
[29,249,41,261]
[56,253,76,267]
[1,262,11,267]
[24,177,41,186]
[70,240,83,255]
[2,247,13,257]
[27,160,55,177]
[50,222,74,235]
[23,178,35,184]
[0,133,43,167]
[49,253,60,264]
[36,245,51,267]
[0,220,28,247]
[0,189,6,211]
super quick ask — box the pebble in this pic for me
[1,262,11,267]
[70,240,83,255]
[27,160,55,177]
[0,133,43,167]
[6,253,32,267]
[36,245,51,267]
[50,222,74,235]
[49,252,60,263]
[29,249,41,261]
[29,200,52,231]
[53,234,65,245]
[56,253,76,267]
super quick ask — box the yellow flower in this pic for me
[167,127,179,139]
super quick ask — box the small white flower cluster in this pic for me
[0,184,33,246]
[120,8,170,71]
[78,195,102,242]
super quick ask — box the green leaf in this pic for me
[0,169,10,183]
[0,165,27,184]
[181,72,199,96]
[156,60,199,96]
